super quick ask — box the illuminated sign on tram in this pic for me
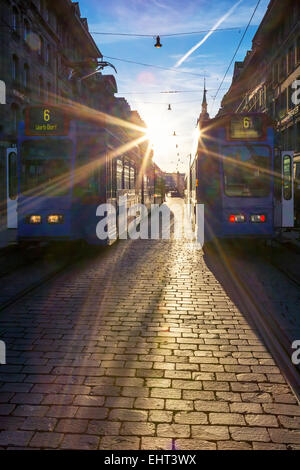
[229,115,264,140]
[25,106,69,136]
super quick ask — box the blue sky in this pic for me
[79,0,270,172]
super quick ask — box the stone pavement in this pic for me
[0,237,299,450]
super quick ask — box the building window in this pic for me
[272,63,277,84]
[46,44,51,66]
[57,21,62,39]
[287,126,293,150]
[275,96,280,119]
[38,36,44,58]
[292,3,298,26]
[45,4,49,22]
[124,163,130,189]
[297,122,300,153]
[38,76,44,98]
[262,86,266,108]
[46,82,51,102]
[11,104,19,133]
[37,0,45,14]
[280,55,286,81]
[52,12,57,32]
[130,166,135,189]
[288,46,294,74]
[24,19,30,42]
[278,25,284,45]
[273,61,280,84]
[12,54,18,81]
[12,7,19,32]
[281,90,287,116]
[116,159,123,190]
[24,64,29,88]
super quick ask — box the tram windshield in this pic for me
[21,139,73,196]
[223,145,271,197]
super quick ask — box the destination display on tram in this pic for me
[25,106,69,136]
[229,115,264,140]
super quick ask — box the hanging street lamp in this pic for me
[154,36,162,48]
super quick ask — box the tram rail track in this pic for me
[0,242,105,314]
[269,258,300,289]
[205,243,300,403]
[0,256,80,313]
[267,239,300,288]
[235,267,300,403]
[0,246,45,280]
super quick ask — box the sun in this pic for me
[145,122,171,151]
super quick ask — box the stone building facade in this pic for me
[0,0,118,226]
[219,0,300,159]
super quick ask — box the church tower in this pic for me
[197,78,210,128]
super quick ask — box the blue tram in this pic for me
[17,105,159,245]
[188,113,276,244]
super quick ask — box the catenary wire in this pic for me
[103,55,205,77]
[90,26,246,37]
[211,0,262,112]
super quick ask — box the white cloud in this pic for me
[174,0,243,67]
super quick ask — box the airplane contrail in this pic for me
[174,0,243,68]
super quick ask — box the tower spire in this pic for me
[198,78,210,128]
[203,77,207,107]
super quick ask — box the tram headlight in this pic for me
[47,215,64,224]
[250,214,266,223]
[27,215,42,224]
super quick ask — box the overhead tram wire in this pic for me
[102,56,205,78]
[118,87,229,96]
[127,89,230,105]
[90,26,246,37]
[211,0,262,113]
[1,22,247,36]
[117,90,204,94]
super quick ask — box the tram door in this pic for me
[294,158,300,227]
[274,150,294,228]
[6,148,18,229]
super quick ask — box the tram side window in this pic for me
[274,152,282,200]
[283,154,292,200]
[20,139,72,196]
[202,144,220,203]
[124,163,130,190]
[75,139,101,196]
[223,145,271,197]
[8,151,18,200]
[294,162,300,186]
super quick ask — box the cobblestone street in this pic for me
[0,236,299,450]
